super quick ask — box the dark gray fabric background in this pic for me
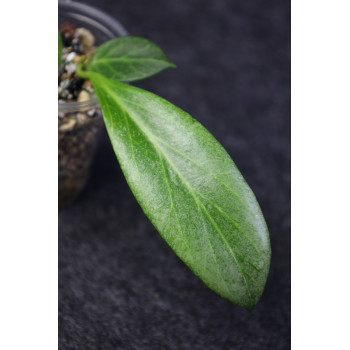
[59,0,291,349]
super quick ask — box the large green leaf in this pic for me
[86,71,271,310]
[85,36,175,82]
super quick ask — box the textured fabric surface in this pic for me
[59,0,290,349]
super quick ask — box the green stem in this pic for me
[76,56,90,79]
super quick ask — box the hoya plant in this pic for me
[59,35,271,311]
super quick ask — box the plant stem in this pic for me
[76,56,90,79]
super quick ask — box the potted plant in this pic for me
[58,1,271,311]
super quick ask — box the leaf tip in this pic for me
[244,303,256,312]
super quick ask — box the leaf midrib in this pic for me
[158,152,193,261]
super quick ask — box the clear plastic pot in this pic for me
[58,0,127,207]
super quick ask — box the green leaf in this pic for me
[85,36,176,82]
[58,31,63,69]
[86,72,271,310]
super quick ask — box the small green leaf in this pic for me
[85,36,176,82]
[86,71,271,310]
[58,31,63,69]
